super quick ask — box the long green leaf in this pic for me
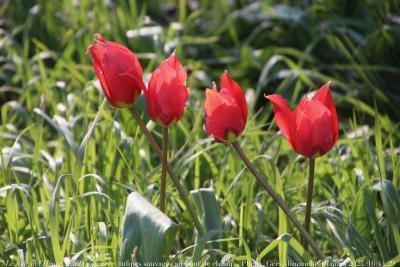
[371,180,400,255]
[119,192,179,265]
[374,104,386,180]
[191,188,222,263]
[191,188,222,235]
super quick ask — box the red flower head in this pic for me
[204,71,248,142]
[145,53,189,126]
[88,34,146,108]
[266,82,339,158]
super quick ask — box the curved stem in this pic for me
[231,141,325,260]
[304,157,315,250]
[160,126,168,212]
[129,106,205,235]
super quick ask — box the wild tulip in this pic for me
[88,37,204,233]
[88,33,146,107]
[265,82,338,158]
[204,71,248,142]
[202,72,325,258]
[266,82,338,250]
[144,52,189,212]
[145,53,189,126]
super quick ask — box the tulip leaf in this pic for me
[374,105,386,180]
[363,185,389,260]
[191,188,222,235]
[119,192,179,265]
[371,180,400,255]
[350,185,371,242]
[191,188,222,263]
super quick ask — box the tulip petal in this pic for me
[313,82,339,141]
[166,53,187,85]
[204,89,225,116]
[204,89,245,142]
[221,71,248,123]
[88,34,146,107]
[157,83,188,125]
[292,107,313,157]
[310,109,335,156]
[292,100,334,157]
[146,53,188,126]
[88,45,113,103]
[265,94,293,142]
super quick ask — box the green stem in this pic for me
[129,106,205,235]
[231,141,325,260]
[304,157,315,250]
[160,126,168,212]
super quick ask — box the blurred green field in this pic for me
[1,0,400,266]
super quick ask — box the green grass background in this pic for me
[0,0,399,265]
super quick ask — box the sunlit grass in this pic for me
[0,0,399,265]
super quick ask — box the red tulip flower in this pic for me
[266,82,339,158]
[204,71,248,142]
[145,53,189,126]
[88,34,146,107]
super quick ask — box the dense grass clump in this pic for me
[0,0,399,265]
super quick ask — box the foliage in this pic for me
[0,0,399,265]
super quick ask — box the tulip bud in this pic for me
[145,53,189,126]
[266,82,339,157]
[88,34,146,107]
[204,71,248,142]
